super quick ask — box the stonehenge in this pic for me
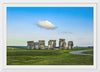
[34,42,38,49]
[38,40,45,49]
[59,39,66,49]
[68,41,74,50]
[27,40,45,49]
[48,40,56,49]
[27,39,74,50]
[27,41,34,49]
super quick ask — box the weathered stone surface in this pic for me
[59,39,66,49]
[27,39,74,50]
[34,42,38,49]
[68,41,74,49]
[38,40,45,49]
[48,40,56,49]
[27,41,34,49]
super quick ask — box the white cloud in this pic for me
[38,20,56,29]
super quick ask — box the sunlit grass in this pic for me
[82,50,93,54]
[7,47,93,65]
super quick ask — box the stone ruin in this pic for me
[68,41,74,50]
[27,39,74,50]
[48,40,56,49]
[27,41,34,49]
[59,39,66,49]
[34,42,38,49]
[27,40,45,49]
[38,40,45,49]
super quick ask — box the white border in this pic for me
[0,2,98,72]
[0,2,3,72]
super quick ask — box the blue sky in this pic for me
[7,7,93,46]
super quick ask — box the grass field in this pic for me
[82,50,93,54]
[7,47,93,65]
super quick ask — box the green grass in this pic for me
[7,47,93,65]
[82,50,93,54]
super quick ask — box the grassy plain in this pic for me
[7,47,93,65]
[82,50,93,54]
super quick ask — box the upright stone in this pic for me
[48,40,52,49]
[27,41,34,49]
[34,42,39,49]
[68,41,74,49]
[53,40,56,48]
[38,40,45,49]
[59,39,66,49]
[48,40,56,49]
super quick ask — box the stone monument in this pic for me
[48,40,56,49]
[68,41,74,49]
[27,41,34,49]
[34,42,39,49]
[38,40,45,49]
[59,39,66,49]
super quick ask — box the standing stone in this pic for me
[48,40,56,49]
[68,41,74,49]
[59,39,66,49]
[34,42,39,49]
[48,41,52,49]
[53,40,56,48]
[27,41,34,49]
[38,40,45,49]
